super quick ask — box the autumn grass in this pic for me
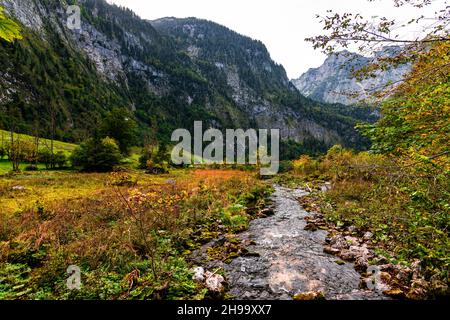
[0,168,271,300]
[280,147,449,297]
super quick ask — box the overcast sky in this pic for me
[107,0,444,79]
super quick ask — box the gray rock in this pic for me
[292,48,411,105]
[204,271,226,293]
[331,236,349,250]
[192,266,205,282]
[363,232,373,241]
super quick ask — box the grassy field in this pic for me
[0,168,272,300]
[0,130,77,154]
[0,130,78,174]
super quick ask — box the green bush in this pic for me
[37,150,68,169]
[138,144,170,174]
[278,160,294,173]
[101,108,138,155]
[38,149,53,169]
[53,151,67,168]
[145,160,169,174]
[138,148,153,170]
[71,137,122,172]
[24,165,39,171]
[0,146,6,160]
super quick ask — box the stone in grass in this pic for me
[293,291,326,300]
[192,266,205,282]
[344,236,359,246]
[204,271,226,293]
[363,232,373,241]
[339,249,356,261]
[330,236,349,250]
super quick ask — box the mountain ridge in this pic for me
[292,47,411,105]
[0,0,372,153]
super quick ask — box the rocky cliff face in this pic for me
[0,0,371,151]
[292,48,411,105]
[151,17,346,144]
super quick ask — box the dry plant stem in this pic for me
[113,186,159,280]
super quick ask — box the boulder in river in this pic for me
[204,271,226,294]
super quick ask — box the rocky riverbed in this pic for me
[224,186,388,299]
[192,185,389,300]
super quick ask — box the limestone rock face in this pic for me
[292,48,411,105]
[0,0,372,148]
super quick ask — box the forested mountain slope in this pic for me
[1,0,372,152]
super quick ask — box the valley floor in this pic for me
[0,166,447,300]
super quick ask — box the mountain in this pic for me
[292,48,411,105]
[0,0,372,153]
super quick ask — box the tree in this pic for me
[101,108,138,155]
[138,143,170,174]
[306,0,450,99]
[307,0,449,54]
[359,41,450,172]
[0,5,22,42]
[49,101,57,169]
[38,149,53,170]
[71,137,123,172]
[308,0,450,170]
[32,119,41,166]
[0,131,6,160]
[6,134,19,171]
[4,136,35,171]
[54,151,67,168]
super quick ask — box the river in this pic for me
[222,185,387,300]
